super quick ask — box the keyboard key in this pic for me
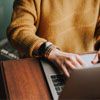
[51,74,66,95]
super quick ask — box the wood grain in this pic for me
[1,58,51,100]
[0,61,7,99]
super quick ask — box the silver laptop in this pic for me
[40,53,100,100]
[59,63,100,99]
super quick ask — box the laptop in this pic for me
[40,52,100,100]
[59,63,100,99]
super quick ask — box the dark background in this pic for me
[0,0,18,60]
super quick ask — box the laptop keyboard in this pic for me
[51,74,66,95]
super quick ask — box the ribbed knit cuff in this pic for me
[30,39,47,57]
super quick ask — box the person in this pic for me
[7,0,100,77]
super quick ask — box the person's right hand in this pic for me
[46,48,86,77]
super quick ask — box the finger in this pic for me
[76,55,86,66]
[64,60,76,69]
[69,56,83,68]
[61,65,70,77]
[92,54,98,64]
[98,51,100,61]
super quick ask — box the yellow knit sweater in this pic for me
[7,0,100,57]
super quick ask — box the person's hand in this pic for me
[46,48,86,77]
[92,50,100,64]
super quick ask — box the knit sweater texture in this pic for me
[7,0,100,57]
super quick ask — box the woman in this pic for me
[7,0,100,77]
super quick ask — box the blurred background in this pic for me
[0,0,19,60]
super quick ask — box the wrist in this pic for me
[32,41,57,58]
[44,44,57,58]
[47,47,60,60]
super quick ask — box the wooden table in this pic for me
[0,58,51,100]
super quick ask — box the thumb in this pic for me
[92,54,98,64]
[98,51,100,63]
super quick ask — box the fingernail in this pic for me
[91,60,97,64]
[66,73,70,78]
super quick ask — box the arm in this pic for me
[94,22,100,51]
[7,0,47,57]
[92,7,100,64]
[7,0,85,77]
[94,9,100,51]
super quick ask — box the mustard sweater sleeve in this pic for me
[7,0,47,57]
[94,10,100,50]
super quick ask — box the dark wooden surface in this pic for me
[0,61,7,99]
[0,58,51,100]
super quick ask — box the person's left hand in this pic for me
[92,50,100,64]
